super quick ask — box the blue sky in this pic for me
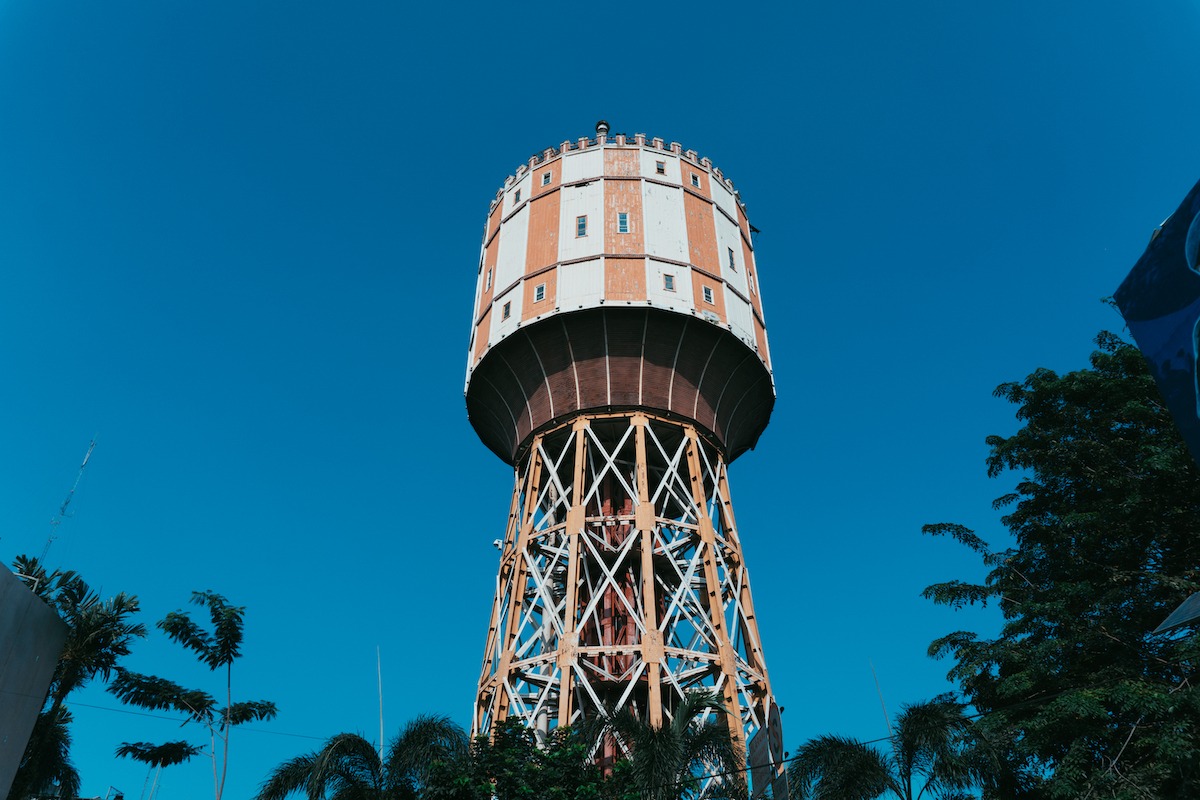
[3,2,1199,797]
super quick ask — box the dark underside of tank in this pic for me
[466,306,775,466]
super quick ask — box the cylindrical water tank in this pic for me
[466,127,774,465]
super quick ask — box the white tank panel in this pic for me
[714,211,748,295]
[558,259,604,309]
[640,151,680,182]
[646,259,695,314]
[641,182,688,262]
[494,205,529,296]
[558,182,604,263]
[561,149,603,183]
[490,285,523,345]
[710,178,738,223]
[724,286,754,347]
[507,172,533,214]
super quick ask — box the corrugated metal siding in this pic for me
[561,149,602,183]
[495,205,529,295]
[558,258,604,310]
[557,182,603,262]
[642,182,688,262]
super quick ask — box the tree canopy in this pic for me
[923,331,1200,798]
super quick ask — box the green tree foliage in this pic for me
[109,591,276,800]
[923,332,1200,798]
[255,715,468,800]
[424,720,608,800]
[787,695,980,800]
[7,555,146,800]
[584,691,746,800]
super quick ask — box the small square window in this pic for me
[618,212,629,234]
[514,188,521,204]
[542,172,551,186]
[534,283,546,302]
[728,247,736,271]
[690,173,700,188]
[702,286,714,305]
[663,274,676,292]
[502,301,512,320]
[485,269,492,291]
[655,160,666,175]
[577,215,587,237]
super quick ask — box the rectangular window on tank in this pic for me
[663,274,676,292]
[618,212,629,234]
[542,172,551,186]
[655,160,666,175]
[577,215,587,237]
[728,247,736,271]
[502,301,511,320]
[486,269,492,291]
[690,173,700,188]
[534,283,545,302]
[702,285,714,304]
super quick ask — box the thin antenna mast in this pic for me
[869,660,894,740]
[377,646,385,760]
[41,438,96,560]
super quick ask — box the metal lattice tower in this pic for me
[465,124,780,765]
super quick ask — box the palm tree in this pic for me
[8,555,146,800]
[587,691,746,800]
[787,696,980,800]
[256,715,469,800]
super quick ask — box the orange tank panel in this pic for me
[604,178,644,255]
[692,272,727,323]
[604,148,640,178]
[474,307,492,363]
[533,158,561,198]
[526,191,561,274]
[522,269,557,321]
[605,258,647,301]
[683,163,711,197]
[487,199,503,243]
[683,191,719,275]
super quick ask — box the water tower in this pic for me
[466,122,780,765]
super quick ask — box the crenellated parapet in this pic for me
[489,130,747,215]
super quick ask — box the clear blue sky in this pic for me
[3,2,1199,797]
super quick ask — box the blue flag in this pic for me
[1115,178,1200,466]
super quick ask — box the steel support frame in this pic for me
[474,411,776,758]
